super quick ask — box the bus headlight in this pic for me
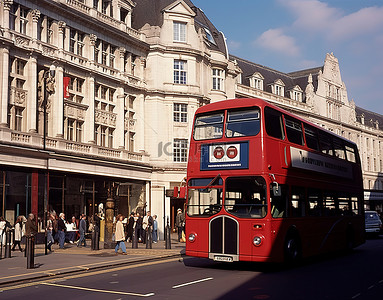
[253,236,263,247]
[188,233,197,242]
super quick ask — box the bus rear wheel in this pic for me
[284,235,302,264]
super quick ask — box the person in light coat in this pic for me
[114,214,127,255]
[12,216,24,252]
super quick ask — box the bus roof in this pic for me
[195,98,357,146]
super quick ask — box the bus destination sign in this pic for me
[200,142,249,171]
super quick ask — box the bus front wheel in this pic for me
[284,234,302,264]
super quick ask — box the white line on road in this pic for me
[40,282,155,297]
[172,277,213,289]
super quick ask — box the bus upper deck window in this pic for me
[264,107,285,140]
[285,117,304,146]
[194,113,224,140]
[304,125,320,151]
[226,109,260,138]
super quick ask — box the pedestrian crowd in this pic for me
[0,208,186,255]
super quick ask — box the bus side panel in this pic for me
[185,218,209,258]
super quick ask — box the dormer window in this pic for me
[203,28,216,45]
[289,85,303,102]
[174,21,186,42]
[250,72,264,90]
[272,79,285,97]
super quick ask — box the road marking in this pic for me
[172,277,213,289]
[0,255,173,281]
[0,258,179,292]
[351,293,361,299]
[41,282,154,297]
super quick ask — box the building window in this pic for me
[10,4,29,34]
[173,139,188,162]
[275,85,283,96]
[69,29,84,56]
[174,103,187,123]
[66,76,84,103]
[95,40,116,68]
[64,118,83,143]
[174,60,187,84]
[173,22,186,42]
[129,131,135,152]
[67,119,74,141]
[15,107,23,131]
[212,68,224,91]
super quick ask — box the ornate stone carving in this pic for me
[58,21,66,33]
[31,9,41,22]
[89,34,97,46]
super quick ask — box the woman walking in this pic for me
[114,214,127,255]
[12,216,23,252]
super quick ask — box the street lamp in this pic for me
[43,65,55,151]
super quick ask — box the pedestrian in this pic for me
[114,214,127,255]
[135,212,143,242]
[176,208,185,242]
[25,213,38,237]
[126,212,134,242]
[152,214,158,243]
[0,216,7,245]
[57,213,66,249]
[46,213,54,252]
[65,216,77,244]
[77,214,87,247]
[144,211,153,244]
[12,216,24,252]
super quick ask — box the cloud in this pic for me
[282,0,340,31]
[280,0,383,42]
[330,6,383,40]
[255,28,300,56]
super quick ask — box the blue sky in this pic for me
[191,0,383,114]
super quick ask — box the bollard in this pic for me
[146,227,152,249]
[94,226,100,250]
[132,228,138,249]
[165,217,171,249]
[91,230,95,250]
[4,229,12,258]
[26,236,35,269]
[24,236,27,257]
[44,231,48,255]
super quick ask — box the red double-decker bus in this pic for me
[185,98,364,263]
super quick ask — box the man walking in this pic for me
[57,213,66,249]
[77,214,87,247]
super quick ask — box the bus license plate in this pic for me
[214,255,233,262]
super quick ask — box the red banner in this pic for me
[63,77,71,99]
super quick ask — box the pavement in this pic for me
[0,235,185,287]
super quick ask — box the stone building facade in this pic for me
[0,0,382,238]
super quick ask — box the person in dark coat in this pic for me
[77,214,87,247]
[57,213,66,249]
[25,213,37,237]
[126,212,134,242]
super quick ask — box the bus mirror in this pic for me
[272,183,281,197]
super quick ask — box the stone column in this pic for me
[0,47,9,127]
[116,88,125,149]
[3,0,13,39]
[89,34,97,67]
[27,55,37,133]
[31,9,40,40]
[85,75,95,143]
[58,21,66,59]
[118,47,126,73]
[53,65,64,138]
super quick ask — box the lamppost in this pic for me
[43,65,55,151]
